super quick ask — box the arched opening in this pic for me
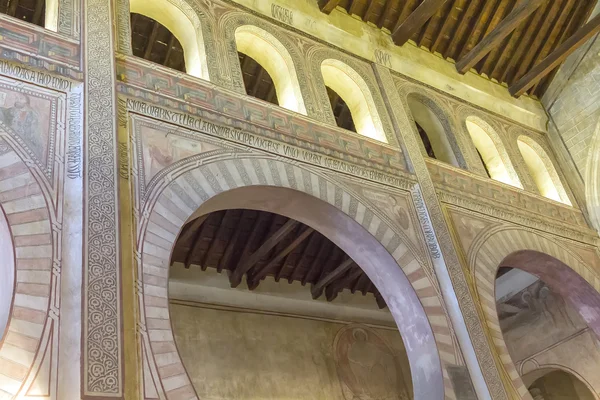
[524,369,597,400]
[129,0,206,78]
[407,96,458,166]
[466,117,519,187]
[130,13,186,73]
[0,207,15,342]
[235,26,306,114]
[139,179,445,399]
[170,208,413,399]
[517,137,570,205]
[0,0,49,28]
[321,59,387,142]
[485,249,600,399]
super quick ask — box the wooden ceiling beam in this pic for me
[445,0,481,59]
[144,20,160,60]
[32,0,44,26]
[456,0,545,74]
[230,218,298,287]
[325,267,363,302]
[378,0,399,29]
[250,66,266,97]
[509,12,600,97]
[392,0,448,46]
[178,215,207,249]
[163,34,176,67]
[248,226,314,289]
[363,0,379,23]
[288,233,319,284]
[184,216,210,269]
[7,0,19,17]
[374,291,387,309]
[311,257,355,299]
[430,0,460,54]
[318,0,340,14]
[218,221,241,273]
[302,240,330,285]
[201,211,230,271]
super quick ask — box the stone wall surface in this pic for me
[0,0,596,398]
[170,302,413,400]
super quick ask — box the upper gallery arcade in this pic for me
[0,0,599,400]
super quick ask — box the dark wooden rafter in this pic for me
[230,218,298,287]
[184,216,209,269]
[248,226,314,289]
[311,257,355,299]
[392,0,447,46]
[318,0,595,97]
[510,13,600,97]
[144,21,160,60]
[318,0,340,14]
[172,209,385,309]
[455,0,546,74]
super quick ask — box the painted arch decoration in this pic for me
[127,112,466,399]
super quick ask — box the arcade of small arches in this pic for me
[120,2,571,205]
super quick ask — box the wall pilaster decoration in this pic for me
[375,65,507,400]
[83,0,123,396]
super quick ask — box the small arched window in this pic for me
[129,0,206,78]
[235,26,306,115]
[407,96,458,166]
[321,59,387,143]
[466,117,520,187]
[517,137,571,205]
[0,0,56,30]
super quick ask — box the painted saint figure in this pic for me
[0,93,43,159]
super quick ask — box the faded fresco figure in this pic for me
[335,325,410,400]
[0,92,44,160]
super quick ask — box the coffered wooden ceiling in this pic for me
[171,209,386,308]
[318,0,600,98]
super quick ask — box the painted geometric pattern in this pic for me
[136,156,458,400]
[0,145,53,399]
[116,57,407,172]
[472,228,600,400]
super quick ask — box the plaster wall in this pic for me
[500,285,600,398]
[170,302,413,400]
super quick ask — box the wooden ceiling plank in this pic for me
[250,66,266,97]
[163,34,176,67]
[287,232,319,284]
[201,211,230,270]
[476,0,515,75]
[32,0,44,25]
[374,291,387,309]
[7,0,19,17]
[509,0,563,82]
[184,215,211,269]
[348,0,364,17]
[302,239,330,285]
[392,0,448,46]
[144,20,160,60]
[311,257,354,299]
[178,215,208,249]
[319,0,341,14]
[325,267,363,302]
[499,0,550,83]
[229,212,270,283]
[444,0,482,59]
[458,0,499,59]
[528,0,577,73]
[217,220,242,273]
[430,0,461,54]
[249,227,314,288]
[230,218,298,287]
[456,0,546,74]
[363,0,379,24]
[392,0,419,32]
[509,12,600,97]
[378,0,399,29]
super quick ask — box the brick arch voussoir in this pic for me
[0,143,53,399]
[472,228,600,400]
[138,155,455,400]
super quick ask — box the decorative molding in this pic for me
[82,0,122,394]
